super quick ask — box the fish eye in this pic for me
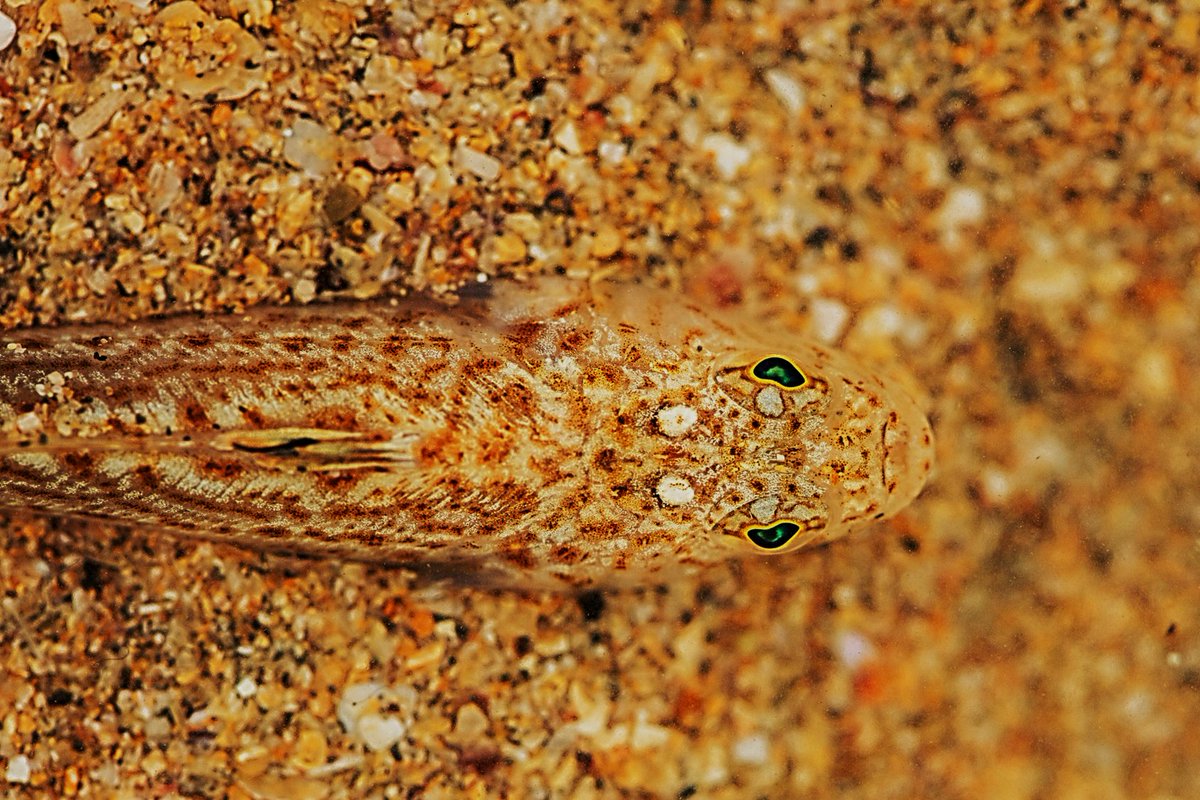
[743,519,802,550]
[748,355,807,390]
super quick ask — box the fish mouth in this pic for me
[880,397,936,515]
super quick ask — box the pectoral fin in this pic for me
[210,428,416,471]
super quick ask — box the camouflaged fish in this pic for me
[0,276,934,588]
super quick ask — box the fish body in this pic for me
[0,277,933,588]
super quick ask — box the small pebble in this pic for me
[0,11,16,53]
[590,225,622,258]
[293,729,329,769]
[553,121,582,155]
[492,231,527,264]
[337,683,383,733]
[14,412,41,435]
[5,755,31,784]
[764,68,805,115]
[453,143,502,182]
[808,297,850,344]
[732,733,769,765]
[356,714,406,752]
[293,278,317,303]
[453,703,490,740]
[834,630,876,671]
[701,133,751,180]
[323,182,362,224]
[597,140,627,165]
[938,186,986,230]
[283,119,340,178]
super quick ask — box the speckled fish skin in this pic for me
[0,277,934,589]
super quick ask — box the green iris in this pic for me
[750,356,807,389]
[745,520,801,550]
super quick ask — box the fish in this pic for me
[0,275,934,588]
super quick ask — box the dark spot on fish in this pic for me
[279,336,312,353]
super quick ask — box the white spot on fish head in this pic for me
[749,495,779,523]
[656,404,697,438]
[754,386,784,417]
[655,474,695,506]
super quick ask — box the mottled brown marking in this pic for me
[500,546,536,569]
[416,361,450,385]
[479,429,514,464]
[380,334,410,358]
[551,544,585,564]
[557,326,592,352]
[239,406,267,426]
[277,335,312,352]
[501,379,537,417]
[183,402,211,428]
[132,463,158,489]
[580,520,621,543]
[418,428,461,466]
[593,447,617,471]
[503,320,542,349]
[312,471,361,492]
[255,526,289,539]
[201,459,245,480]
[61,451,95,474]
[586,363,624,387]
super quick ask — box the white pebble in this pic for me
[656,404,697,437]
[1012,257,1086,305]
[655,475,695,507]
[14,412,42,435]
[282,118,340,178]
[293,278,317,304]
[356,714,407,752]
[979,465,1012,505]
[235,677,257,699]
[808,297,850,344]
[629,712,671,750]
[938,186,986,229]
[857,304,904,339]
[835,630,876,670]
[0,12,15,53]
[5,755,30,784]
[553,121,581,154]
[453,143,501,182]
[732,733,769,765]
[701,133,751,180]
[764,68,805,116]
[597,140,627,165]
[1132,345,1174,401]
[337,682,383,734]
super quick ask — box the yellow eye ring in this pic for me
[742,519,805,551]
[747,355,807,390]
